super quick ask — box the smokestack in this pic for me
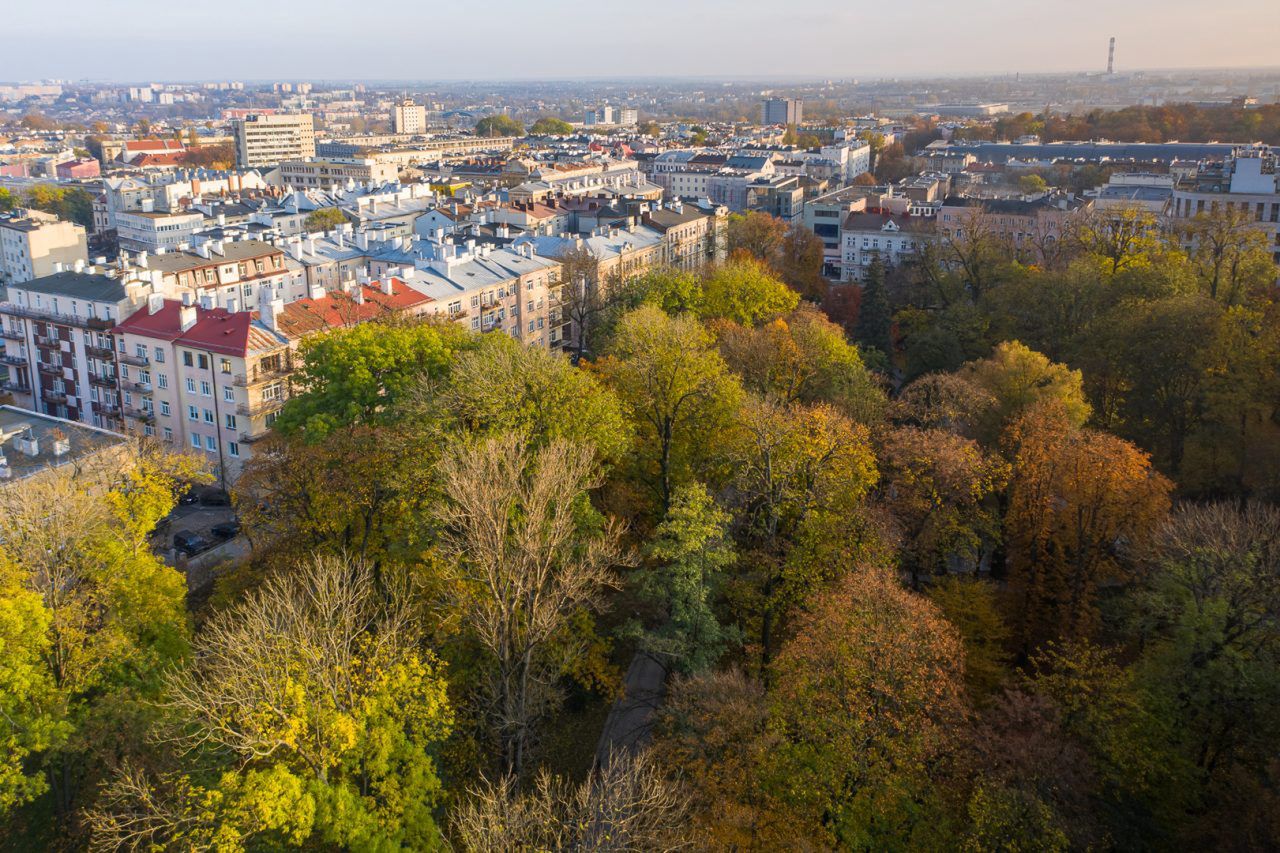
[1107,37,1115,75]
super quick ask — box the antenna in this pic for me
[1107,37,1115,75]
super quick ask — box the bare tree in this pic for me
[451,749,688,852]
[558,245,603,360]
[438,433,629,778]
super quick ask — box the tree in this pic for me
[700,257,799,327]
[927,575,1011,700]
[778,223,826,301]
[1184,208,1277,307]
[0,445,206,822]
[1017,174,1049,195]
[768,567,968,848]
[557,245,603,360]
[437,434,628,778]
[88,555,453,851]
[452,749,686,852]
[960,341,1091,444]
[176,142,234,170]
[474,114,523,137]
[1002,403,1172,653]
[627,483,737,673]
[426,333,630,464]
[854,256,893,358]
[726,212,786,262]
[638,120,661,138]
[274,318,472,441]
[302,207,347,233]
[879,426,1009,586]
[593,305,744,513]
[528,117,574,136]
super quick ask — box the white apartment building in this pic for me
[0,210,88,285]
[115,209,206,252]
[234,113,317,168]
[277,157,398,188]
[1171,146,1280,265]
[840,212,936,282]
[393,98,428,135]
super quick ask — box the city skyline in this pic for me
[6,0,1279,81]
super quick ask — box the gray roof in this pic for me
[11,271,127,302]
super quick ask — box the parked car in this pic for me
[201,489,231,507]
[211,520,241,540]
[178,490,199,505]
[173,530,211,556]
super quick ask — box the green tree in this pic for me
[528,117,574,136]
[628,483,737,673]
[1017,174,1049,195]
[474,115,524,137]
[88,555,453,851]
[275,319,472,441]
[854,256,893,358]
[302,207,347,232]
[593,305,744,513]
[961,340,1091,444]
[700,258,799,326]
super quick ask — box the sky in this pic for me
[5,0,1279,82]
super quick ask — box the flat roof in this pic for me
[0,405,126,481]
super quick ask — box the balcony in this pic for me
[121,379,152,394]
[93,401,121,417]
[123,406,154,423]
[0,329,23,341]
[37,362,64,377]
[239,428,273,445]
[84,344,114,359]
[34,336,60,349]
[237,397,286,418]
[232,364,292,387]
[0,303,113,331]
[118,353,149,367]
[42,389,68,405]
[1,381,31,394]
[88,372,116,388]
[0,354,27,366]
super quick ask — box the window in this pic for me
[225,414,237,430]
[123,391,132,406]
[190,434,201,449]
[120,366,130,380]
[143,425,154,437]
[186,378,196,393]
[163,427,173,441]
[157,373,168,389]
[203,409,214,424]
[187,405,198,420]
[228,442,240,458]
[205,435,216,452]
[160,401,170,416]
[154,347,164,363]
[183,351,193,367]
[223,386,235,402]
[135,343,146,358]
[200,381,212,396]
[220,358,231,374]
[197,354,209,369]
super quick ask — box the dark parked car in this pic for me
[211,520,241,540]
[178,490,199,505]
[201,489,231,507]
[173,530,211,556]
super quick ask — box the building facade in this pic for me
[0,211,88,286]
[234,113,317,168]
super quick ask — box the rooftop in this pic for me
[0,405,126,482]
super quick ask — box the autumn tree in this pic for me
[726,211,786,262]
[768,567,968,848]
[474,114,523,137]
[699,257,800,327]
[960,340,1090,444]
[88,554,453,851]
[556,245,603,359]
[451,749,686,852]
[927,575,1011,700]
[1184,207,1277,307]
[778,223,826,301]
[528,117,575,136]
[437,434,628,778]
[1002,403,1172,654]
[593,305,744,513]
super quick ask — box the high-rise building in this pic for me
[0,210,88,286]
[393,98,427,135]
[233,113,316,168]
[761,97,803,126]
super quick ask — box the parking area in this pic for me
[153,486,240,558]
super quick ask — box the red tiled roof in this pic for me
[275,279,433,339]
[114,299,286,357]
[133,152,186,168]
[124,139,186,153]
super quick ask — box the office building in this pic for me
[233,113,316,168]
[392,98,428,135]
[0,210,88,286]
[762,97,803,126]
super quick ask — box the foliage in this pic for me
[699,257,800,326]
[854,256,893,357]
[302,207,347,232]
[528,117,574,136]
[474,114,523,137]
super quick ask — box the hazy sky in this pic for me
[6,0,1278,82]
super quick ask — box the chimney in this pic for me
[148,293,164,314]
[209,240,225,256]
[261,296,285,332]
[138,250,148,268]
[354,287,365,305]
[54,262,64,274]
[196,243,210,259]
[381,276,394,295]
[181,291,194,306]
[199,294,214,310]
[179,304,198,331]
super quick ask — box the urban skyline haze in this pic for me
[6,0,1279,82]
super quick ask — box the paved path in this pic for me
[594,651,669,768]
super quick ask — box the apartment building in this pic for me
[762,97,803,126]
[840,212,936,282]
[141,239,305,309]
[234,113,317,168]
[111,297,292,484]
[642,201,729,270]
[115,209,206,252]
[277,156,398,188]
[392,98,428,135]
[1171,145,1280,264]
[0,210,88,285]
[0,268,146,429]
[938,194,1090,261]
